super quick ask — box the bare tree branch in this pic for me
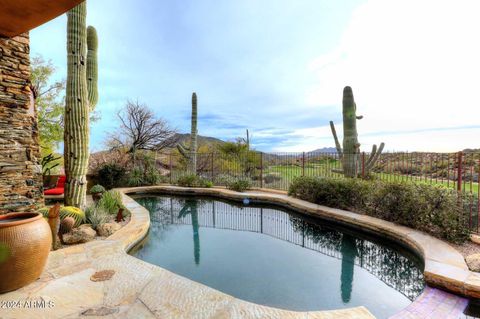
[107,100,178,153]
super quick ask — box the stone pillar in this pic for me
[0,33,44,214]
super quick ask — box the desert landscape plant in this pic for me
[64,2,99,208]
[288,176,469,243]
[330,86,385,178]
[177,92,198,173]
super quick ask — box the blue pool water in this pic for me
[130,195,425,318]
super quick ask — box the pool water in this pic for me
[130,195,425,318]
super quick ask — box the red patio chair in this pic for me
[44,175,66,196]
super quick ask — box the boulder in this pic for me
[97,222,121,237]
[466,253,480,272]
[63,224,96,244]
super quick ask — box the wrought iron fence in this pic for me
[154,151,480,233]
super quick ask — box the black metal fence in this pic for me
[155,151,480,232]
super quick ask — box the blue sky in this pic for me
[31,0,480,152]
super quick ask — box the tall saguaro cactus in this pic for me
[330,86,384,178]
[177,92,198,173]
[86,26,98,110]
[64,2,98,208]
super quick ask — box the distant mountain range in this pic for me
[307,147,337,154]
[173,133,225,145]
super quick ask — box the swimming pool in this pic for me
[130,194,425,318]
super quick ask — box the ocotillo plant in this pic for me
[64,2,99,208]
[330,86,384,178]
[177,92,198,173]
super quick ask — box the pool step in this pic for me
[389,286,468,319]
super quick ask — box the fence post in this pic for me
[260,152,264,188]
[302,152,305,177]
[169,152,173,184]
[457,151,463,192]
[361,152,366,178]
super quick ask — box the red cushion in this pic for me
[56,175,66,188]
[44,187,64,195]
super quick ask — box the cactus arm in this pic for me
[64,2,89,208]
[329,121,343,160]
[365,142,385,173]
[177,142,190,158]
[86,26,98,110]
[365,144,378,168]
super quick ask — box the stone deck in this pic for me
[0,186,474,318]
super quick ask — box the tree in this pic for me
[30,55,65,153]
[109,100,178,160]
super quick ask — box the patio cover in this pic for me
[0,0,84,38]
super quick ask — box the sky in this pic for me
[30,0,480,153]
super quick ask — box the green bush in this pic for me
[97,190,125,214]
[98,163,126,189]
[85,205,110,230]
[126,167,143,187]
[226,177,252,192]
[288,176,469,243]
[176,174,213,188]
[125,166,165,187]
[89,184,105,194]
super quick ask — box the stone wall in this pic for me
[0,33,43,214]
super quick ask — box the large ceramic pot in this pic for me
[0,212,52,293]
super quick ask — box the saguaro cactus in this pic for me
[177,92,198,173]
[64,2,99,208]
[330,86,384,178]
[86,26,98,110]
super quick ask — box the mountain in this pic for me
[308,147,337,154]
[173,133,225,145]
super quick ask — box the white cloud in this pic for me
[300,0,480,152]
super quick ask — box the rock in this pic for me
[466,254,480,272]
[63,225,96,244]
[96,222,121,237]
[90,269,115,282]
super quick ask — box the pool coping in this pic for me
[121,185,480,300]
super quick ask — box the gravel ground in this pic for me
[452,240,480,259]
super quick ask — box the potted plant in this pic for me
[0,212,52,293]
[90,184,106,202]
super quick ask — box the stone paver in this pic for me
[0,186,474,318]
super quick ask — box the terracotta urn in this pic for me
[0,212,52,293]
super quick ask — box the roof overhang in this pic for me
[0,0,84,38]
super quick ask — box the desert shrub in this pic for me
[85,205,110,230]
[98,163,127,189]
[264,173,282,184]
[126,167,144,187]
[89,184,106,194]
[226,177,252,192]
[176,174,213,188]
[97,190,125,214]
[288,176,469,243]
[215,174,235,186]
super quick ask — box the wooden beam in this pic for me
[0,0,84,38]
